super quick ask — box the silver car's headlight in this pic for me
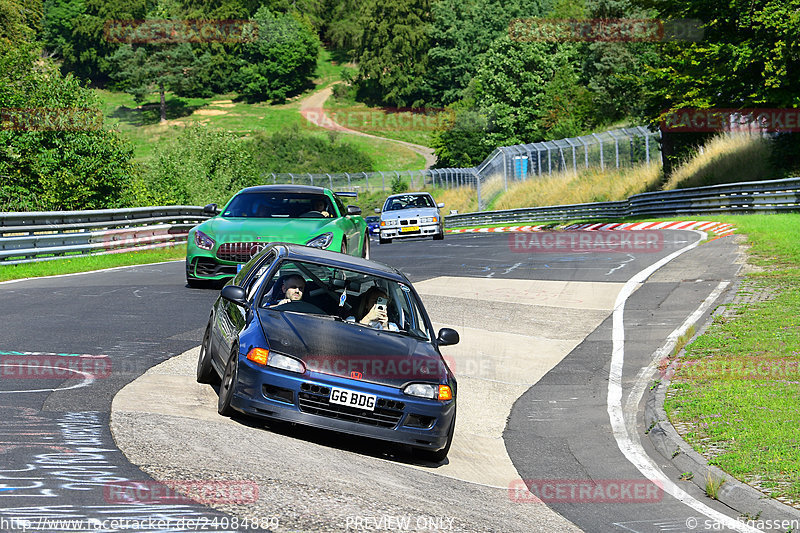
[420,216,438,224]
[306,233,334,249]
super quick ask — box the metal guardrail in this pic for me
[0,206,209,265]
[444,177,800,227]
[3,177,798,265]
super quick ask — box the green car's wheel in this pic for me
[341,239,347,255]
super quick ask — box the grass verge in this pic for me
[662,213,800,506]
[0,246,187,283]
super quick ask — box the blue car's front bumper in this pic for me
[231,356,455,451]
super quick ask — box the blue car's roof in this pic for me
[273,244,406,282]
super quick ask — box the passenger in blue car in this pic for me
[348,287,399,331]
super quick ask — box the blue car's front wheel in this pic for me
[218,348,239,416]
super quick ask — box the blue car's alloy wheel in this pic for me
[197,323,218,385]
[218,348,239,416]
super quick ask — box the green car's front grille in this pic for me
[217,242,269,263]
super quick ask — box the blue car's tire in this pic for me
[196,323,218,385]
[413,408,455,463]
[218,348,239,416]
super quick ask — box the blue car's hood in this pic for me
[257,308,448,388]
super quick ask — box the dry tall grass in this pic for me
[431,186,480,214]
[493,162,662,210]
[661,133,773,190]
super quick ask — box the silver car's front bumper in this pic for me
[380,222,441,239]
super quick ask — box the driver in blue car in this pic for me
[272,275,306,306]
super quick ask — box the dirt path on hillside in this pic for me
[299,86,437,170]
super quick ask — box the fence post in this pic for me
[309,173,314,186]
[363,172,369,191]
[475,168,482,211]
[502,148,508,191]
[289,173,294,184]
[380,171,385,191]
[592,133,604,171]
[346,172,351,188]
[271,172,277,184]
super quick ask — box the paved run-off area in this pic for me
[111,277,629,532]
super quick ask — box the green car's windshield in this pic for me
[260,260,431,341]
[223,193,335,219]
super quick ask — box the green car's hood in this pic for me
[200,217,336,243]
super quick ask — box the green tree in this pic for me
[1,0,42,44]
[236,7,320,102]
[425,0,554,106]
[355,0,432,107]
[0,43,136,211]
[40,0,148,84]
[632,0,800,173]
[109,42,212,122]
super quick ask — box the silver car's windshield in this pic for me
[383,194,435,211]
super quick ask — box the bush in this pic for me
[135,126,259,206]
[248,126,373,174]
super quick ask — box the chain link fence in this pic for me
[262,127,661,210]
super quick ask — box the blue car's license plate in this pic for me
[329,387,376,411]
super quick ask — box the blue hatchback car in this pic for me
[197,243,459,461]
[365,215,380,236]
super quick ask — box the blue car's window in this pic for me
[383,194,435,211]
[222,193,334,219]
[259,260,431,340]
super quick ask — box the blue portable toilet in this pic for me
[513,155,529,180]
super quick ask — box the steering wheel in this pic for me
[272,300,327,315]
[299,211,326,218]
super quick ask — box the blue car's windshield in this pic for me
[223,193,335,219]
[260,260,431,341]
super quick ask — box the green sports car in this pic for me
[186,185,369,286]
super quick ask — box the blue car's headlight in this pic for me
[194,230,215,250]
[403,383,453,401]
[306,233,334,249]
[268,352,305,374]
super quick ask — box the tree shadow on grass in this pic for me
[108,97,204,126]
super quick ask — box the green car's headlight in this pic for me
[306,233,334,249]
[194,230,215,250]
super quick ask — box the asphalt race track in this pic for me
[0,230,754,532]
